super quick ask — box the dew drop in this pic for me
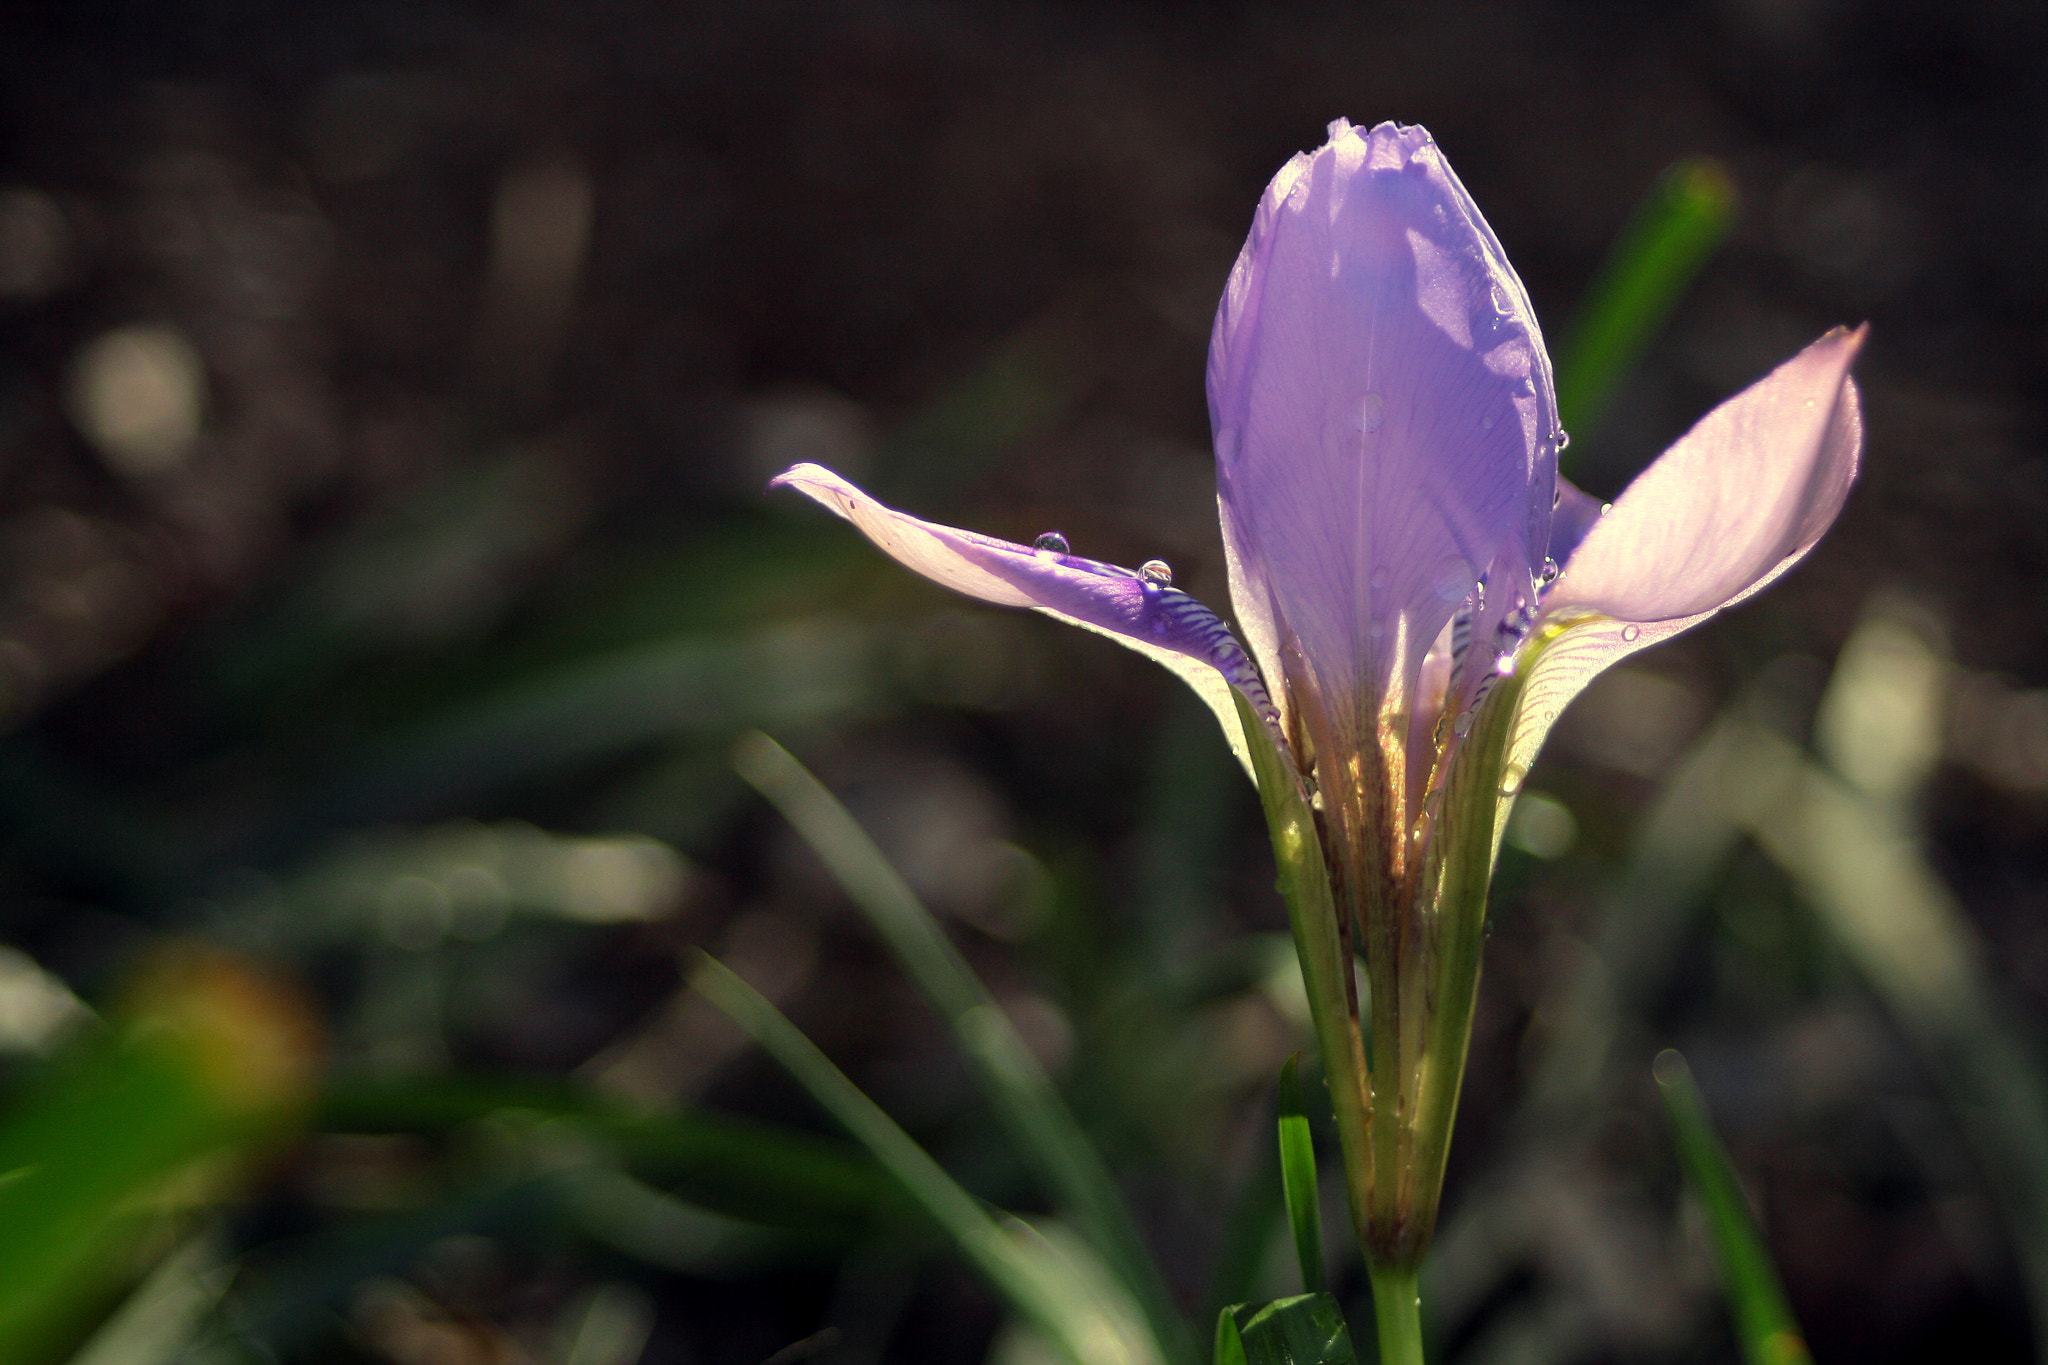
[1473,579,1487,610]
[1538,557,1560,584]
[1140,559,1173,585]
[1481,412,1495,430]
[1495,653,1517,677]
[1360,393,1386,435]
[1621,624,1641,642]
[1500,764,1526,797]
[1453,712,1473,736]
[1033,531,1069,556]
[1600,502,1613,516]
[1369,622,1384,639]
[1553,488,1562,508]
[1554,428,1571,452]
[1369,565,1391,590]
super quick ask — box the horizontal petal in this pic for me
[771,463,1276,776]
[1208,120,1559,745]
[1546,326,1864,623]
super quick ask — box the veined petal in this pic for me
[1207,119,1557,800]
[1546,326,1864,623]
[1208,122,1558,714]
[1502,328,1865,801]
[771,463,1276,776]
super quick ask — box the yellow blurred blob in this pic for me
[66,324,207,477]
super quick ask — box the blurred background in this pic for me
[1,1,2045,1362]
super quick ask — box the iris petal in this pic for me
[1505,328,1865,791]
[771,463,1276,775]
[1547,326,1864,623]
[1207,120,1557,788]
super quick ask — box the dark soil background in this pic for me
[2,2,2046,1363]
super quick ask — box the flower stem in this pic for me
[1369,1266,1426,1365]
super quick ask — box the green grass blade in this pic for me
[1553,158,1738,462]
[733,732,1191,1364]
[689,953,1163,1365]
[1652,1050,1810,1365]
[1276,1057,1324,1295]
[318,1072,901,1228]
[1216,1295,1357,1365]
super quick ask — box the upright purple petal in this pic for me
[771,463,1278,772]
[1207,120,1558,784]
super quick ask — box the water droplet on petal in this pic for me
[1368,622,1384,639]
[1140,559,1172,585]
[1360,393,1385,435]
[1600,502,1613,516]
[1539,557,1560,584]
[1500,764,1526,797]
[1553,487,1562,508]
[1555,428,1571,452]
[1033,531,1069,556]
[1216,428,1241,465]
[1481,412,1496,430]
[1453,712,1473,736]
[1370,566,1390,590]
[1495,653,1517,677]
[1621,624,1641,642]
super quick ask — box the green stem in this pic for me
[1369,1266,1426,1365]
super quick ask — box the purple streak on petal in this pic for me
[1207,120,1557,775]
[1547,327,1865,624]
[770,463,1280,732]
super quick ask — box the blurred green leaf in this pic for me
[1215,1295,1357,1365]
[58,1227,231,1365]
[1276,1057,1323,1295]
[1554,158,1738,463]
[1653,1050,1810,1365]
[733,732,1192,1364]
[1731,608,2048,1346]
[690,953,1164,1365]
[318,1073,902,1228]
[0,950,314,1364]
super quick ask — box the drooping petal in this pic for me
[771,463,1276,775]
[1207,119,1558,800]
[1499,328,1865,803]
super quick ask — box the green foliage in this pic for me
[1215,1294,1358,1365]
[0,954,311,1363]
[692,954,1164,1365]
[734,732,1191,1363]
[1553,158,1738,465]
[1653,1050,1810,1365]
[1276,1056,1323,1295]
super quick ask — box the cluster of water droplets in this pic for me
[1033,530,1178,594]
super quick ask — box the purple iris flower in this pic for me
[773,120,1860,814]
[773,119,1861,1280]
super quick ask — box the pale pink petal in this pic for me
[1547,326,1864,623]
